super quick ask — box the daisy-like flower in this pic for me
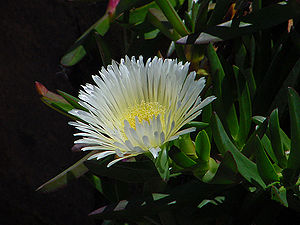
[69,56,216,167]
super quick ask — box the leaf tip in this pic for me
[35,81,48,96]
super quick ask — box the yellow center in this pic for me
[124,101,166,129]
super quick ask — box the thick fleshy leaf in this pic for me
[198,196,225,208]
[195,130,210,162]
[36,151,96,192]
[35,81,69,104]
[174,134,196,157]
[85,157,159,183]
[261,135,278,164]
[57,90,87,111]
[36,82,86,119]
[202,89,213,140]
[147,8,179,41]
[211,112,266,188]
[271,186,288,207]
[197,158,218,183]
[115,0,153,16]
[40,97,78,121]
[241,116,269,158]
[94,32,112,67]
[60,45,87,67]
[252,116,266,125]
[85,173,103,194]
[41,97,74,114]
[269,109,287,168]
[169,146,196,169]
[287,88,300,174]
[255,136,279,185]
[234,66,252,146]
[155,0,189,37]
[118,1,158,25]
[208,47,239,139]
[252,116,291,154]
[206,43,225,98]
[193,0,209,32]
[210,152,238,185]
[154,147,170,181]
[183,121,209,130]
[117,0,182,26]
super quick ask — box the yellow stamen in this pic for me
[124,101,166,129]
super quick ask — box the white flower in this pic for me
[69,56,216,167]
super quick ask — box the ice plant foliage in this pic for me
[69,56,215,167]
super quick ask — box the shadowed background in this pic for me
[0,0,109,224]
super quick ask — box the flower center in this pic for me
[124,101,166,129]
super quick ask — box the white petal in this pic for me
[149,147,161,158]
[88,151,115,160]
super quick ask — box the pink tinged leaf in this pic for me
[106,0,120,15]
[35,81,69,104]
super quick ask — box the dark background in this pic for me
[0,0,109,224]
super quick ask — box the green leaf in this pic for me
[57,90,87,111]
[252,116,266,125]
[210,152,238,184]
[271,186,288,207]
[269,109,287,168]
[182,121,209,130]
[202,89,213,140]
[85,173,103,194]
[35,81,69,104]
[36,152,95,192]
[194,0,209,33]
[287,88,300,174]
[169,146,196,169]
[210,151,238,184]
[211,113,266,188]
[115,0,153,16]
[94,32,112,67]
[40,98,78,121]
[252,116,291,154]
[206,43,225,99]
[261,135,278,164]
[255,136,279,185]
[154,146,170,181]
[147,8,179,41]
[42,98,74,113]
[198,196,225,208]
[60,45,87,67]
[195,130,210,162]
[234,66,252,146]
[242,116,268,157]
[174,134,196,157]
[208,47,240,139]
[155,0,189,37]
[118,1,158,25]
[144,28,160,39]
[198,158,219,183]
[85,157,159,183]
